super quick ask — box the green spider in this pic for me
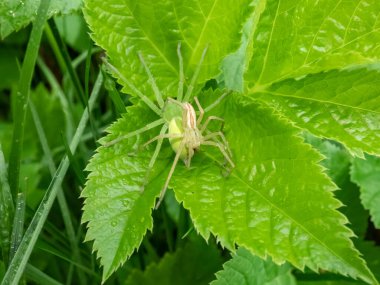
[103,43,234,208]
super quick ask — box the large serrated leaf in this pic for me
[246,0,380,86]
[81,103,172,281]
[84,0,252,98]
[211,248,296,285]
[0,0,82,39]
[170,94,377,284]
[351,154,380,229]
[252,67,380,157]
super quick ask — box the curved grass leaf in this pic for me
[171,94,377,284]
[81,103,171,281]
[211,248,296,285]
[0,0,81,39]
[84,0,252,98]
[252,67,380,157]
[125,239,222,285]
[351,154,380,229]
[247,0,380,87]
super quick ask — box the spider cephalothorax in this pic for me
[103,43,234,208]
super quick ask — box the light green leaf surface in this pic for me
[0,0,82,39]
[211,248,296,285]
[252,67,380,157]
[81,103,171,281]
[246,0,380,87]
[221,0,265,92]
[125,239,222,285]
[84,0,252,98]
[171,94,377,284]
[351,154,380,229]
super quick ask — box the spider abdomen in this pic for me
[168,117,187,159]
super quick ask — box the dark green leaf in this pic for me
[125,239,222,285]
[211,248,296,285]
[351,154,380,229]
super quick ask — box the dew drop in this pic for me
[111,220,118,227]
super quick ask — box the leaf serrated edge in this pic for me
[176,95,377,285]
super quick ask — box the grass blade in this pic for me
[25,264,63,285]
[0,145,13,266]
[9,189,26,261]
[1,71,103,285]
[8,0,51,197]
[29,100,86,285]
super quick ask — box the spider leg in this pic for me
[185,147,194,168]
[102,58,161,115]
[183,46,208,102]
[103,118,165,147]
[138,52,165,108]
[202,140,235,168]
[167,97,183,107]
[141,124,168,192]
[204,90,232,113]
[203,131,233,158]
[155,140,187,209]
[200,116,224,133]
[143,133,183,148]
[194,97,204,125]
[177,42,184,102]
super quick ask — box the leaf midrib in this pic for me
[259,90,380,115]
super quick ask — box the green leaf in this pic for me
[351,154,380,229]
[0,46,19,90]
[251,67,380,157]
[246,0,380,87]
[298,280,360,285]
[84,0,252,98]
[54,13,91,52]
[171,94,377,284]
[305,135,351,185]
[220,0,264,92]
[30,84,66,151]
[305,135,369,238]
[125,239,223,285]
[0,0,82,39]
[211,248,296,285]
[81,103,171,281]
[356,241,380,282]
